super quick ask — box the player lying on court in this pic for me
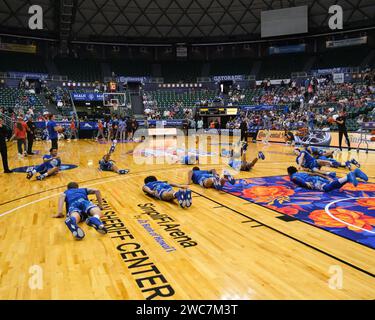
[187,167,236,190]
[294,148,357,177]
[305,146,360,169]
[53,182,107,240]
[169,153,200,165]
[99,140,129,174]
[143,176,192,208]
[288,166,368,191]
[26,148,61,180]
[227,142,265,171]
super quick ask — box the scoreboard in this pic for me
[198,107,238,116]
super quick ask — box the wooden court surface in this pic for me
[0,138,374,299]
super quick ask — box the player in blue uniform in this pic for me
[187,167,235,190]
[99,153,129,174]
[227,141,265,171]
[305,146,334,158]
[287,166,368,191]
[305,146,360,169]
[53,182,106,240]
[142,176,192,208]
[26,148,61,180]
[294,148,341,177]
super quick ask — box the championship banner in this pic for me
[326,36,367,49]
[0,43,37,54]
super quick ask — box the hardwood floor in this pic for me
[0,138,374,299]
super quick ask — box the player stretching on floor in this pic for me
[294,148,343,177]
[287,166,368,191]
[26,148,61,180]
[305,146,360,170]
[187,167,235,190]
[227,142,265,171]
[53,182,107,240]
[99,141,129,175]
[143,176,192,208]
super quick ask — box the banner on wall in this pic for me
[212,75,245,82]
[326,36,367,48]
[71,92,104,101]
[333,73,345,84]
[0,43,37,54]
[257,130,375,150]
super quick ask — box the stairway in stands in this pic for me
[37,93,58,115]
[129,90,144,117]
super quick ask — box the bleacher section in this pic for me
[0,51,47,73]
[147,90,217,109]
[209,59,253,76]
[0,87,44,112]
[258,54,308,79]
[161,61,203,82]
[110,60,152,77]
[54,58,102,82]
[315,46,371,69]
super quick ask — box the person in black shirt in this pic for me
[26,117,36,155]
[0,118,12,173]
[335,111,351,151]
[240,118,248,142]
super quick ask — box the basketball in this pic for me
[327,117,335,124]
[56,126,65,133]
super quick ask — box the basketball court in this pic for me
[0,138,374,299]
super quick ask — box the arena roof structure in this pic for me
[0,0,374,43]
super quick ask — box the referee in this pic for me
[335,110,351,151]
[0,117,12,173]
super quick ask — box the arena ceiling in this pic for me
[0,0,374,43]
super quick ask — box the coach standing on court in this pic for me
[335,110,351,151]
[26,116,36,155]
[240,117,248,142]
[0,117,12,173]
[47,114,58,150]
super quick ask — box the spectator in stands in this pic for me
[96,120,104,140]
[70,118,78,140]
[131,118,138,140]
[10,115,28,157]
[47,114,59,150]
[0,117,12,173]
[126,117,133,140]
[197,118,204,130]
[26,116,36,155]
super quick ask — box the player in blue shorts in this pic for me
[142,176,192,208]
[305,146,360,169]
[187,167,235,190]
[294,148,342,177]
[305,146,334,158]
[53,182,107,240]
[26,148,61,180]
[287,166,368,191]
[99,152,129,174]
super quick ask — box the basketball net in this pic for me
[112,102,119,112]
